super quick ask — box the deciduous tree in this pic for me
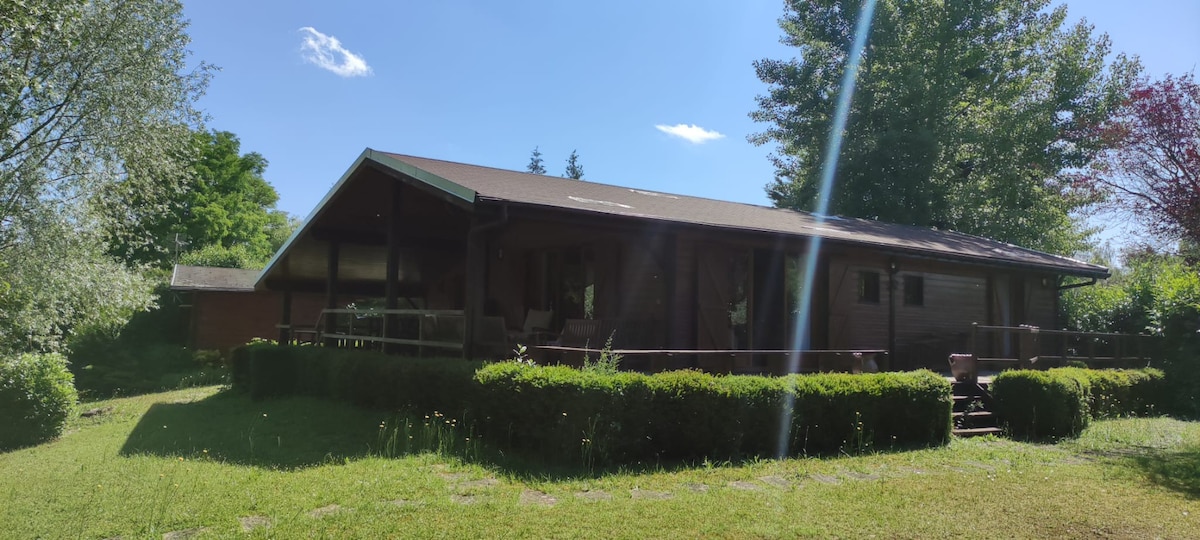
[751,0,1139,253]
[1086,73,1200,246]
[0,0,212,254]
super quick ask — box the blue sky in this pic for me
[181,0,1199,234]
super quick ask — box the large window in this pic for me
[858,271,880,304]
[904,275,925,306]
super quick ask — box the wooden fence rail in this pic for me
[968,323,1154,369]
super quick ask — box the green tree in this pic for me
[526,146,547,174]
[105,130,293,269]
[564,149,585,180]
[751,0,1139,254]
[0,0,212,255]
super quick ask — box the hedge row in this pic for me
[231,343,480,415]
[992,367,1164,440]
[1,353,78,451]
[473,363,952,464]
[232,344,952,465]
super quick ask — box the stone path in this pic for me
[238,516,272,532]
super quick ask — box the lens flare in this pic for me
[776,0,879,459]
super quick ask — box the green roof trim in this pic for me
[366,150,476,204]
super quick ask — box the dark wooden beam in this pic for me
[310,227,465,249]
[887,257,898,371]
[324,240,340,346]
[464,217,487,359]
[384,182,403,353]
[279,288,292,343]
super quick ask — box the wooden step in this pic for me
[952,427,1003,437]
[952,411,994,419]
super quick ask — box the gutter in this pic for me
[1057,277,1098,291]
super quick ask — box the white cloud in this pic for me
[298,27,372,77]
[654,123,725,144]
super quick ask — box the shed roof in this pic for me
[257,149,1109,287]
[171,264,259,292]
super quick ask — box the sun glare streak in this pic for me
[776,0,879,459]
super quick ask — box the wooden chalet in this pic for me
[242,150,1116,373]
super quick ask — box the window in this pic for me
[857,271,880,303]
[904,275,925,306]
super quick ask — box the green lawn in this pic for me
[2,386,1198,539]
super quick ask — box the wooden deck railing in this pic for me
[968,323,1154,369]
[292,308,466,353]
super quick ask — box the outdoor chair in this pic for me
[508,309,554,345]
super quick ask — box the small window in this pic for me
[904,275,925,306]
[858,271,880,304]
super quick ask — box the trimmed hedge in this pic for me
[1,353,78,451]
[473,364,951,464]
[231,343,481,415]
[232,345,952,466]
[992,367,1164,441]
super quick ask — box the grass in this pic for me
[2,387,1198,539]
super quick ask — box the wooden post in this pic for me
[324,240,340,347]
[278,288,292,344]
[969,323,978,357]
[886,259,897,371]
[1018,326,1038,369]
[464,218,486,359]
[383,182,403,353]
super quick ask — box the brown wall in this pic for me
[187,290,331,353]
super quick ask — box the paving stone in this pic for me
[841,471,881,481]
[630,488,673,501]
[575,490,613,502]
[306,504,344,518]
[450,494,478,505]
[682,483,710,493]
[519,489,557,507]
[728,481,763,491]
[961,461,996,472]
[809,473,841,485]
[389,498,425,508]
[457,477,501,489]
[758,475,793,489]
[438,472,469,482]
[162,528,209,540]
[238,516,271,532]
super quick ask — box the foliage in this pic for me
[751,0,1140,254]
[1085,73,1200,245]
[474,363,951,465]
[992,367,1164,440]
[582,332,622,375]
[0,352,77,450]
[0,211,155,354]
[564,149,585,180]
[0,0,212,255]
[230,343,481,415]
[177,243,267,270]
[526,146,547,174]
[104,130,294,269]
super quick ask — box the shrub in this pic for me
[992,367,1165,440]
[230,343,482,415]
[474,364,951,466]
[992,370,1089,440]
[0,353,78,450]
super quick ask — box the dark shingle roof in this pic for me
[379,152,1108,278]
[171,265,259,292]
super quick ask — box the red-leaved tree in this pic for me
[1088,73,1200,244]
